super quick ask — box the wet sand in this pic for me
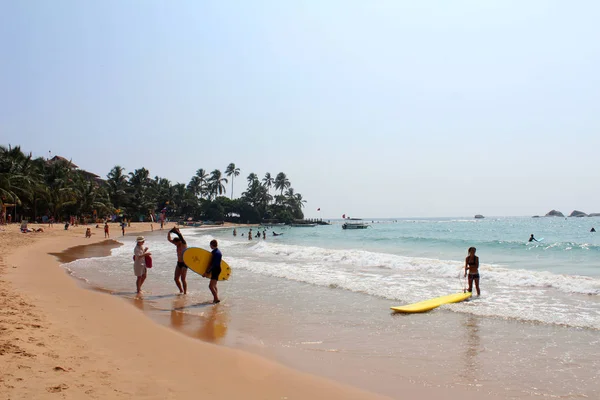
[53,238,600,400]
[1,223,391,399]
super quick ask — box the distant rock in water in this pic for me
[532,215,540,218]
[569,210,588,217]
[474,214,484,219]
[545,210,565,217]
[588,213,600,217]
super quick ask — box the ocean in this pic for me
[61,217,600,399]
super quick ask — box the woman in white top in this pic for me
[133,236,151,294]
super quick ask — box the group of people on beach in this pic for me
[132,227,222,304]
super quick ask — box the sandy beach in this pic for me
[1,222,394,399]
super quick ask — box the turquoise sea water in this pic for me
[62,216,600,398]
[66,216,600,330]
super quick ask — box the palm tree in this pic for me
[274,172,291,195]
[208,169,227,199]
[247,173,258,186]
[71,173,113,217]
[0,145,39,208]
[106,165,129,209]
[262,172,274,192]
[187,175,202,198]
[195,168,209,199]
[225,163,240,200]
[128,168,154,218]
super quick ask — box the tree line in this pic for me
[0,145,306,224]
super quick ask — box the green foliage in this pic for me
[1,145,308,224]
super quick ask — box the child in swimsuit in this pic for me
[464,247,480,296]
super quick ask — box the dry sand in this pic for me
[0,222,391,399]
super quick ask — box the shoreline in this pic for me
[1,222,392,399]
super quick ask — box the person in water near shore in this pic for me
[204,239,222,304]
[233,228,237,236]
[133,236,151,294]
[85,228,92,238]
[528,234,538,242]
[168,227,188,294]
[591,227,596,232]
[464,247,480,296]
[272,231,283,236]
[104,222,109,238]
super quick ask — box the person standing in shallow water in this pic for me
[203,239,222,304]
[168,227,188,294]
[133,236,151,294]
[464,247,480,296]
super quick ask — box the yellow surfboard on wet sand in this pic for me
[182,247,231,281]
[390,292,472,313]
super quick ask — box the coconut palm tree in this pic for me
[247,173,258,186]
[225,163,240,200]
[194,168,209,199]
[128,168,154,218]
[262,172,274,191]
[106,165,129,210]
[207,169,227,199]
[274,172,291,195]
[187,175,203,198]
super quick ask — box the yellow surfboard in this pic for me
[182,247,231,281]
[390,292,472,313]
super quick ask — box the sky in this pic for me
[1,1,599,218]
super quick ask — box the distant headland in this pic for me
[538,210,600,218]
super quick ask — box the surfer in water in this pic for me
[168,227,188,294]
[464,247,480,296]
[528,234,539,242]
[204,239,221,304]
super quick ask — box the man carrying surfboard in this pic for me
[203,239,222,304]
[168,227,188,294]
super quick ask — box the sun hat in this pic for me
[136,236,145,242]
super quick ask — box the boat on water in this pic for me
[290,223,317,227]
[342,219,369,230]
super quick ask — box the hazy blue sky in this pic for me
[2,1,599,218]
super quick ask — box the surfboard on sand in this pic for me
[390,292,472,313]
[182,247,231,281]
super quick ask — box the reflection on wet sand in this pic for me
[461,314,482,384]
[168,296,229,343]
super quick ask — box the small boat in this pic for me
[290,223,317,227]
[342,219,369,230]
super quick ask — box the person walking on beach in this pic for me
[104,222,110,238]
[203,239,222,304]
[121,220,126,236]
[464,247,480,296]
[168,227,188,294]
[133,236,151,294]
[528,234,538,242]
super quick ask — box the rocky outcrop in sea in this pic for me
[569,210,588,217]
[545,210,564,217]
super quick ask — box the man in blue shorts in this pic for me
[204,239,222,304]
